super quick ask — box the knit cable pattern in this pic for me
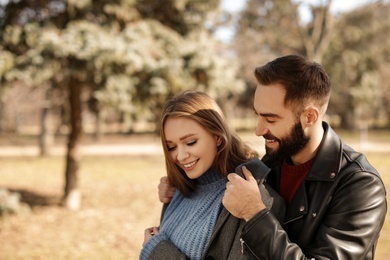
[140,168,226,260]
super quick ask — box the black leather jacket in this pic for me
[240,122,387,259]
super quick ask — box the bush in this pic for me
[0,188,31,216]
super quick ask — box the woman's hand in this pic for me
[159,176,176,203]
[143,226,160,246]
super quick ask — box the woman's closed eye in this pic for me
[167,145,176,151]
[187,140,197,146]
[167,140,197,151]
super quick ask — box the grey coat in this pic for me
[148,158,286,260]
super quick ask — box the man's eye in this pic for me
[266,119,275,124]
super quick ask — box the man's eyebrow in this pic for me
[252,107,281,118]
[260,113,281,118]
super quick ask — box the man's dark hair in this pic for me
[254,55,331,113]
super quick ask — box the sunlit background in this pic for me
[0,0,389,259]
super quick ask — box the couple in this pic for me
[140,55,387,259]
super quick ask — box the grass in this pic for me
[0,132,390,259]
[0,155,165,260]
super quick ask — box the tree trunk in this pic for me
[94,109,102,141]
[39,105,50,156]
[63,74,83,210]
[0,100,3,133]
[39,88,53,156]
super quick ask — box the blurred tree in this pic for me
[0,49,15,128]
[231,0,390,130]
[0,0,245,209]
[324,2,390,129]
[233,0,333,108]
[132,0,245,125]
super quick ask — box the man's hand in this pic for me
[222,166,266,222]
[158,176,176,203]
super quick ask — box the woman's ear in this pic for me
[216,136,222,147]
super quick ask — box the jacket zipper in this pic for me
[240,238,261,260]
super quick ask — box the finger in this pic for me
[160,176,168,184]
[159,187,175,197]
[160,197,171,204]
[144,227,152,236]
[222,194,228,207]
[227,173,238,181]
[143,227,153,246]
[242,166,256,182]
[158,182,167,190]
[225,181,231,189]
[153,226,160,235]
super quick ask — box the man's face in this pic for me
[264,119,310,161]
[254,83,310,161]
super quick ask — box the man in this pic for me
[158,55,387,259]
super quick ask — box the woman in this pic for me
[140,90,284,259]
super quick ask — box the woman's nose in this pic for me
[177,146,189,161]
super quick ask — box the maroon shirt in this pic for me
[280,158,314,203]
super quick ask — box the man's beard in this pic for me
[265,120,310,162]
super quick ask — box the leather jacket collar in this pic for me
[307,122,343,181]
[263,121,343,184]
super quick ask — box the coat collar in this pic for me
[306,122,344,181]
[283,122,345,224]
[263,122,344,185]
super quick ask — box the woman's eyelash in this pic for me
[167,140,197,150]
[167,146,176,151]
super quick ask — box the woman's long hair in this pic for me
[160,90,258,196]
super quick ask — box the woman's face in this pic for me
[164,117,219,179]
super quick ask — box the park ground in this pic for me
[1,131,390,259]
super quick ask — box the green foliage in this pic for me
[136,0,220,35]
[234,0,390,129]
[0,0,244,129]
[235,0,333,68]
[0,49,15,82]
[324,3,390,128]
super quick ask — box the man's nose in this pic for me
[255,118,267,136]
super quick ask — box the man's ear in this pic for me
[303,107,319,126]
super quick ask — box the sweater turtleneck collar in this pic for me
[196,167,224,186]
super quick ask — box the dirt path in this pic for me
[1,132,390,157]
[0,143,163,156]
